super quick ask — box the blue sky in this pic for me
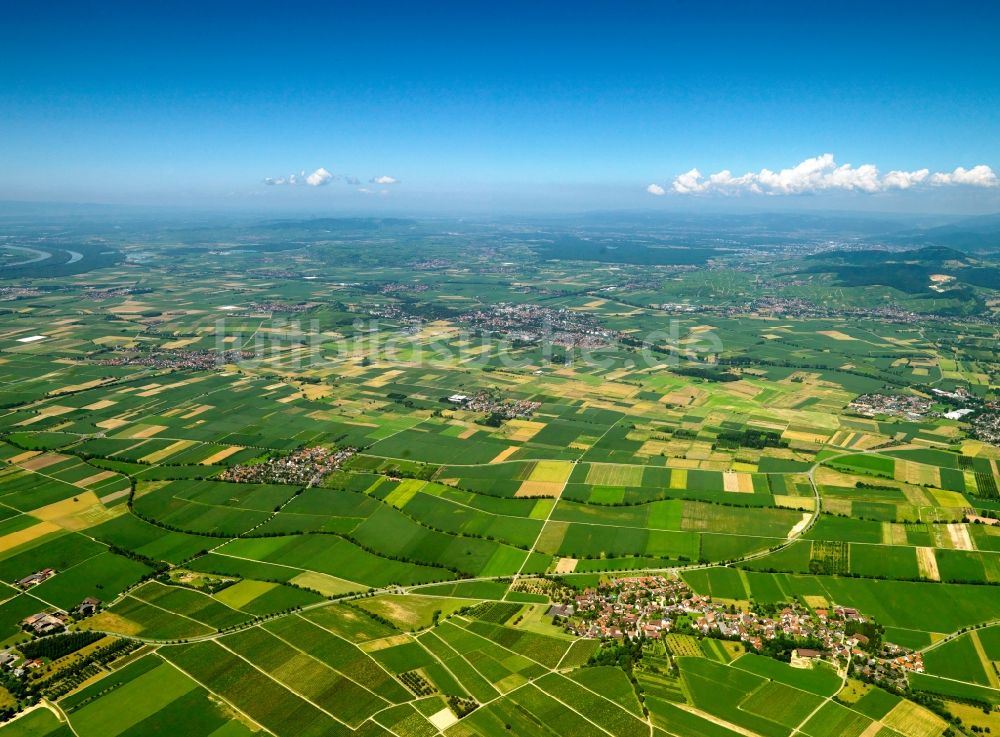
[1,1,999,213]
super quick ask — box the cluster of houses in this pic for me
[0,648,42,678]
[16,568,55,589]
[376,282,429,295]
[84,285,144,301]
[411,259,450,270]
[649,302,699,313]
[354,302,413,322]
[21,598,100,636]
[855,646,925,687]
[447,391,541,419]
[97,348,258,371]
[459,303,623,349]
[0,287,43,301]
[551,575,922,690]
[21,612,68,636]
[243,301,313,314]
[221,446,355,485]
[848,393,933,420]
[972,410,1000,445]
[721,297,928,325]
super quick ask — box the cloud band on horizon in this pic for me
[648,154,998,196]
[262,167,400,190]
[263,167,334,187]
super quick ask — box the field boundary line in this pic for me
[157,653,275,736]
[212,637,352,728]
[262,623,395,707]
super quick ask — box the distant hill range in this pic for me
[885,213,1000,253]
[802,244,999,309]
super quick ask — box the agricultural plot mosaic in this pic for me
[0,215,999,737]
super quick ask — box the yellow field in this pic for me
[553,557,578,573]
[365,369,403,388]
[941,700,1000,736]
[585,463,643,487]
[214,580,276,609]
[774,495,815,511]
[31,491,101,522]
[77,471,117,488]
[108,300,153,314]
[82,399,117,411]
[0,520,61,553]
[99,488,132,505]
[504,419,546,442]
[722,471,754,493]
[637,439,671,456]
[161,337,200,349]
[901,485,935,507]
[80,610,143,636]
[817,330,857,340]
[822,498,851,516]
[96,417,129,430]
[489,446,520,464]
[125,424,168,439]
[946,523,974,550]
[880,700,947,737]
[20,453,70,471]
[881,522,908,546]
[180,404,215,419]
[894,460,941,487]
[7,451,40,465]
[358,633,412,653]
[16,406,75,426]
[836,679,872,704]
[782,429,829,444]
[356,595,468,630]
[528,461,573,483]
[290,571,363,596]
[140,439,195,464]
[929,488,969,508]
[916,547,940,581]
[515,480,565,498]
[33,492,119,531]
[384,479,426,508]
[200,446,243,465]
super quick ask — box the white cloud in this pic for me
[928,165,999,187]
[882,169,929,189]
[264,167,334,187]
[305,167,334,187]
[263,169,403,190]
[264,174,297,186]
[650,154,998,196]
[672,168,710,194]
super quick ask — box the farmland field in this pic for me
[0,212,998,737]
